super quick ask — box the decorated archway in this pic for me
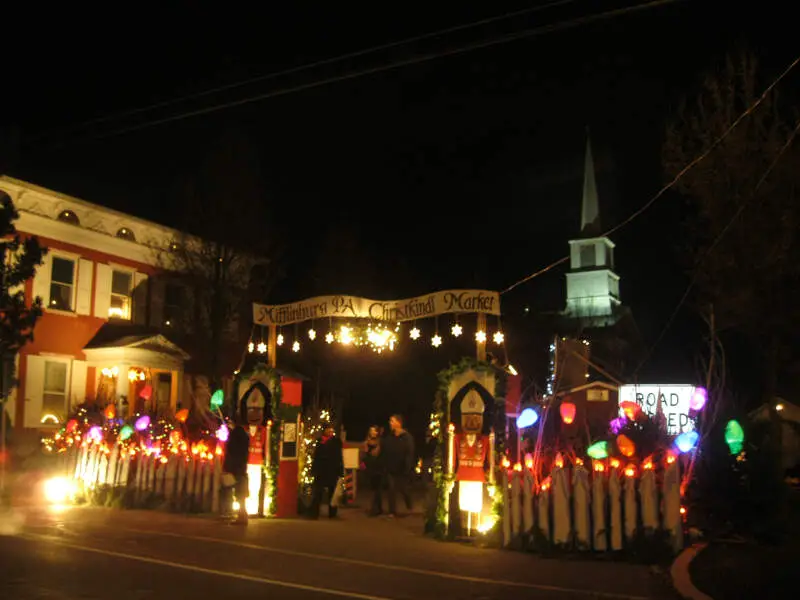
[243,289,506,525]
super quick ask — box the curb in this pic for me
[671,543,713,600]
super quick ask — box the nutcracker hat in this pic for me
[461,390,485,415]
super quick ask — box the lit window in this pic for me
[116,227,135,241]
[57,210,80,225]
[43,361,68,424]
[49,257,76,311]
[109,270,133,319]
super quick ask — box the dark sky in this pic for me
[1,1,796,435]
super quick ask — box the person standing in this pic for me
[309,423,344,519]
[222,419,250,525]
[363,425,383,516]
[382,414,414,517]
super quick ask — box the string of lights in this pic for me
[46,0,687,144]
[500,53,800,296]
[633,116,800,375]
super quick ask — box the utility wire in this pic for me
[30,0,579,143]
[500,53,800,295]
[633,117,800,375]
[49,0,686,144]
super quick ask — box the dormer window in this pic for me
[57,210,80,225]
[116,227,136,241]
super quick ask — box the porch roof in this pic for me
[83,325,190,370]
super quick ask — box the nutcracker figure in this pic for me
[454,390,490,529]
[238,374,273,516]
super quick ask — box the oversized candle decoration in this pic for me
[608,460,623,551]
[640,457,658,531]
[537,476,551,543]
[623,465,637,541]
[522,465,534,535]
[663,452,683,552]
[511,470,522,536]
[573,461,591,549]
[447,423,455,476]
[591,463,607,550]
[488,430,495,485]
[552,458,570,545]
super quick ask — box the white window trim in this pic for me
[48,253,79,314]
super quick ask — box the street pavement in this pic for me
[0,504,675,600]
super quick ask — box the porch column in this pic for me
[170,369,181,413]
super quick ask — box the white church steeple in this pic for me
[564,134,621,326]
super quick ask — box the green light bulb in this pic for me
[724,419,744,455]
[587,440,609,460]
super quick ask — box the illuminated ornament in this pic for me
[104,404,116,420]
[66,419,78,433]
[292,340,300,352]
[325,332,334,344]
[140,385,153,401]
[619,401,641,420]
[609,416,627,434]
[690,387,708,411]
[587,440,609,460]
[410,327,421,340]
[431,334,442,348]
[492,331,504,345]
[210,389,224,409]
[277,334,284,346]
[475,330,487,343]
[308,328,317,340]
[675,430,699,453]
[169,430,182,445]
[87,426,103,443]
[724,419,744,455]
[451,323,462,337]
[560,401,576,425]
[248,341,255,353]
[216,425,230,443]
[118,425,134,441]
[257,342,267,354]
[516,407,538,429]
[339,326,354,345]
[135,415,151,431]
[616,434,636,457]
[366,324,398,353]
[175,409,189,423]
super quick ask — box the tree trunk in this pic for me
[764,333,782,470]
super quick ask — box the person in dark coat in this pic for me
[363,425,384,516]
[222,419,250,524]
[309,422,344,519]
[382,414,415,517]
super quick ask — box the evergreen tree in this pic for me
[1,192,46,359]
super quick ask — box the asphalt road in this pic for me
[0,504,674,600]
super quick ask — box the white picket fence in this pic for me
[499,461,684,553]
[63,442,224,513]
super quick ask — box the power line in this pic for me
[50,0,686,145]
[30,0,579,144]
[500,52,800,295]
[633,117,800,375]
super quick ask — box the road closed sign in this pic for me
[618,384,702,435]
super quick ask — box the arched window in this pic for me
[116,227,135,241]
[57,210,80,225]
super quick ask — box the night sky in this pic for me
[1,2,796,438]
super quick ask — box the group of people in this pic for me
[309,414,416,519]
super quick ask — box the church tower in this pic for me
[564,135,621,327]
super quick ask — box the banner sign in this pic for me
[618,384,699,435]
[253,290,500,327]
